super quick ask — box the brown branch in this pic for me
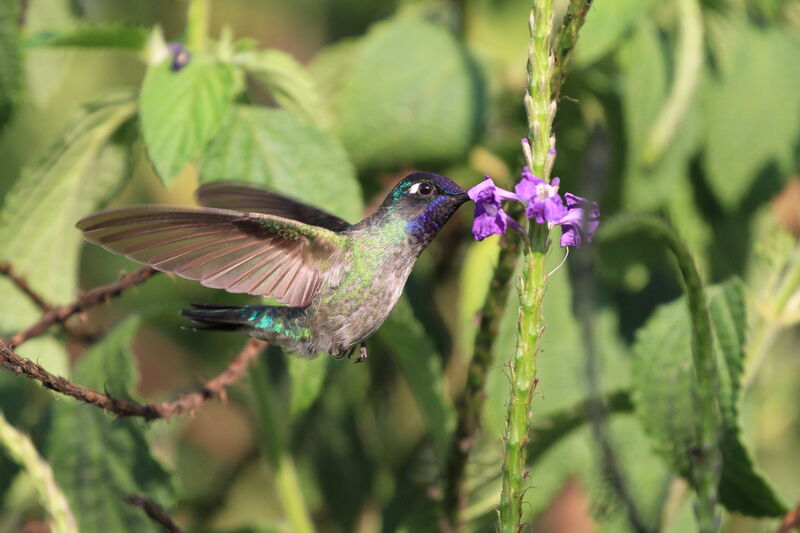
[0,338,265,420]
[8,266,157,347]
[777,503,800,533]
[0,262,98,344]
[124,494,186,533]
[0,262,53,312]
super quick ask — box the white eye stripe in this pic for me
[409,183,421,194]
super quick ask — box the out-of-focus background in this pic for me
[0,0,798,532]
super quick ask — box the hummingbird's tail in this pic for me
[181,304,310,342]
[181,304,249,332]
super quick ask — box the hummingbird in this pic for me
[77,173,469,362]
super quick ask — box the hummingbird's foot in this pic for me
[350,342,368,364]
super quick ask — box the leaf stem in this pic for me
[249,358,316,533]
[641,0,703,166]
[0,411,77,533]
[601,215,721,533]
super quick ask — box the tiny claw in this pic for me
[352,342,368,364]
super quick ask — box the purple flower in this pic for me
[167,43,191,72]
[467,177,521,241]
[514,167,567,224]
[555,193,600,248]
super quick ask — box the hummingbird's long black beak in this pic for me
[455,190,470,203]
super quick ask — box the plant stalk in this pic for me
[499,3,559,530]
[499,249,547,532]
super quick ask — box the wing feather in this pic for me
[77,205,344,307]
[196,181,351,231]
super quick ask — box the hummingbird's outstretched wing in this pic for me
[196,182,351,232]
[77,206,346,307]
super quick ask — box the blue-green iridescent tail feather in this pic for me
[181,304,310,341]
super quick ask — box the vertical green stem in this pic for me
[186,0,210,52]
[499,3,558,531]
[250,359,316,533]
[667,231,720,533]
[0,411,77,533]
[499,251,547,532]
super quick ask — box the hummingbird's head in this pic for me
[378,172,469,243]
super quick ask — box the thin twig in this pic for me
[0,338,265,420]
[0,262,53,312]
[0,262,97,344]
[124,495,186,533]
[776,502,800,533]
[8,266,157,347]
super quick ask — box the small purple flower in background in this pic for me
[167,43,191,72]
[468,177,521,241]
[554,193,600,248]
[514,167,566,224]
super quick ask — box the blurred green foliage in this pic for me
[0,0,798,532]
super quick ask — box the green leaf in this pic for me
[632,279,786,516]
[703,23,800,210]
[376,295,455,462]
[200,104,362,222]
[327,17,485,170]
[26,24,149,51]
[0,89,136,333]
[46,318,177,533]
[288,355,329,417]
[573,0,655,67]
[238,49,327,127]
[140,54,240,185]
[0,0,22,128]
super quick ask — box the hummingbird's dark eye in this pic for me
[417,182,434,195]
